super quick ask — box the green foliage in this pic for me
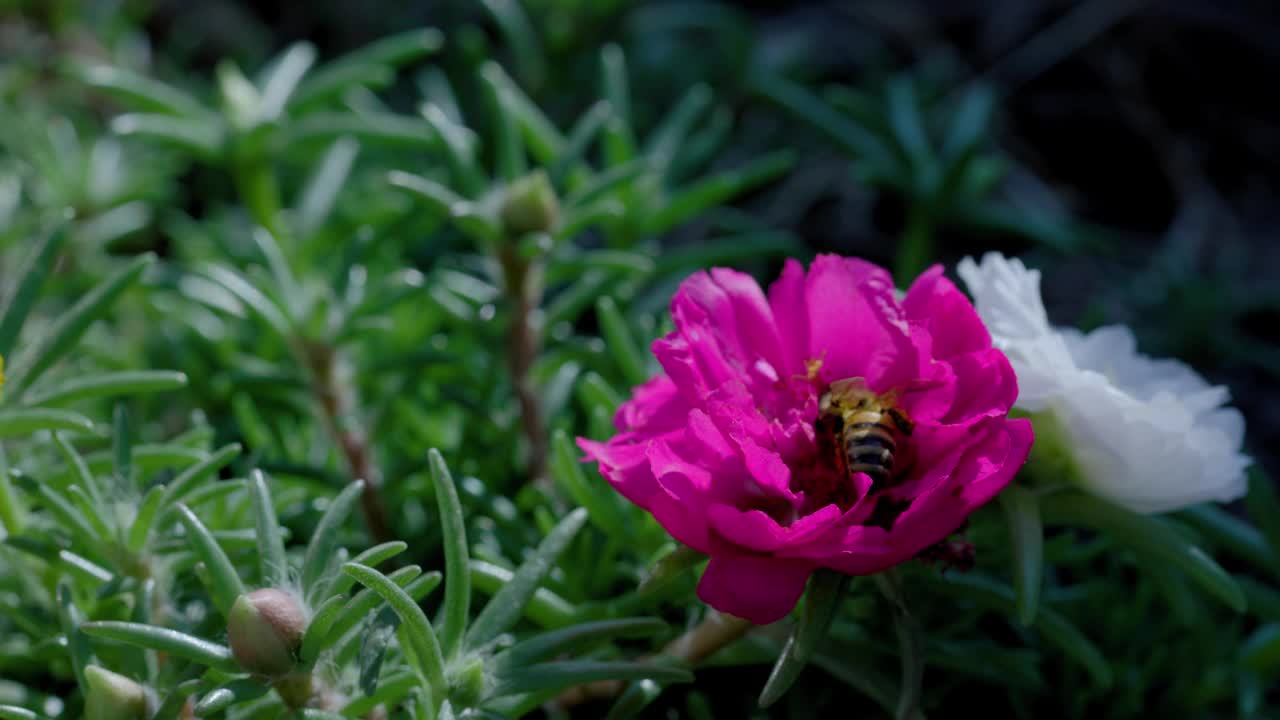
[0,4,1275,720]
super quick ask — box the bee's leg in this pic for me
[887,408,914,436]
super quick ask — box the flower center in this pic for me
[796,377,916,516]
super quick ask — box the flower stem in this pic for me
[554,610,754,708]
[302,340,393,546]
[875,570,927,720]
[498,246,549,485]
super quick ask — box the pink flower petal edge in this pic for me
[580,255,1033,624]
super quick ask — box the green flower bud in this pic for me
[84,666,150,720]
[499,170,560,238]
[271,672,315,709]
[227,588,307,676]
[448,656,488,708]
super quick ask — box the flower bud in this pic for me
[499,170,560,238]
[227,588,307,676]
[84,665,150,720]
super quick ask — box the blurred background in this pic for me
[3,1,1279,715]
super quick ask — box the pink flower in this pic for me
[580,256,1034,624]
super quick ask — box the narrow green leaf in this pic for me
[478,63,564,163]
[7,253,154,398]
[175,504,247,617]
[290,63,393,113]
[24,371,188,407]
[342,563,447,699]
[339,670,417,717]
[491,660,692,697]
[159,443,241,512]
[550,429,631,539]
[52,432,100,505]
[112,403,132,490]
[885,75,934,182]
[0,222,69,359]
[56,582,92,693]
[577,372,623,416]
[1044,493,1246,612]
[200,264,290,337]
[605,679,662,720]
[318,567,440,663]
[297,137,360,238]
[479,0,545,90]
[387,170,465,216]
[494,618,666,672]
[552,100,612,183]
[470,561,576,629]
[1180,503,1280,581]
[1246,466,1280,558]
[112,114,224,157]
[126,485,165,552]
[419,104,485,197]
[1001,486,1043,625]
[287,113,436,149]
[0,408,94,437]
[302,480,366,605]
[58,549,113,584]
[759,571,847,707]
[564,159,650,209]
[466,508,588,649]
[428,449,470,660]
[258,42,317,120]
[249,470,288,586]
[0,707,44,720]
[15,475,100,547]
[299,593,348,665]
[595,297,648,386]
[479,63,526,182]
[325,540,410,597]
[645,83,712,174]
[1241,624,1280,673]
[73,63,205,116]
[81,621,237,671]
[653,231,800,276]
[752,72,893,166]
[647,151,794,235]
[193,679,269,716]
[325,28,443,73]
[65,485,113,541]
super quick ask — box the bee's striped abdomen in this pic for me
[844,412,898,485]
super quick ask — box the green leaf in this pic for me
[564,159,650,209]
[387,170,465,217]
[752,72,893,166]
[24,371,188,407]
[81,621,238,671]
[193,680,268,716]
[493,618,666,672]
[470,561,576,630]
[466,508,588,649]
[299,593,348,665]
[258,42,316,120]
[6,253,154,398]
[479,0,545,90]
[126,485,165,552]
[419,104,485,197]
[302,480,367,605]
[14,475,101,547]
[479,63,527,182]
[159,443,242,512]
[477,63,564,164]
[0,707,45,720]
[1044,493,1246,612]
[549,428,631,539]
[342,563,447,701]
[296,137,360,238]
[112,403,132,490]
[56,582,92,693]
[605,679,662,720]
[647,151,795,235]
[428,449,470,660]
[175,504,247,617]
[0,221,69,359]
[576,372,623,416]
[645,83,712,174]
[552,100,612,183]
[1179,503,1280,582]
[652,231,800,276]
[289,63,393,113]
[112,114,224,157]
[1246,465,1280,559]
[319,28,443,74]
[0,408,94,437]
[359,606,399,696]
[66,485,112,541]
[311,566,439,663]
[491,660,692,697]
[200,264,291,337]
[325,540,410,597]
[1000,485,1044,625]
[73,63,205,116]
[249,470,289,586]
[595,296,648,387]
[1241,624,1280,673]
[288,113,436,149]
[58,549,113,584]
[759,571,847,707]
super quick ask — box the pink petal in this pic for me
[707,502,843,553]
[615,375,688,433]
[697,554,814,624]
[767,259,810,375]
[578,437,660,509]
[801,255,918,391]
[902,265,991,360]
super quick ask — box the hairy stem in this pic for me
[303,340,393,546]
[875,570,927,720]
[555,610,754,708]
[499,247,548,485]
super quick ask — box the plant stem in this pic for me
[302,339,393,546]
[499,246,549,485]
[554,610,754,708]
[875,570,927,720]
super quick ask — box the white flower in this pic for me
[957,252,1249,514]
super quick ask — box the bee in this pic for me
[815,378,914,488]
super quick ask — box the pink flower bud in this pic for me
[227,588,307,676]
